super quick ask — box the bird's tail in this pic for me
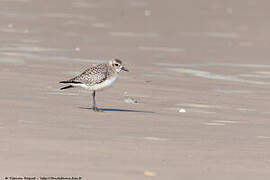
[59,80,82,84]
[59,80,82,90]
[60,85,73,90]
[60,80,71,84]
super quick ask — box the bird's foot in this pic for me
[92,107,103,112]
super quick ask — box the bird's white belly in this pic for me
[76,75,118,91]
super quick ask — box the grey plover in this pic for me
[60,59,128,112]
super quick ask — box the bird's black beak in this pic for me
[121,66,129,72]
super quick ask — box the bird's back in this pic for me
[71,63,116,86]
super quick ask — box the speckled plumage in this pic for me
[70,63,116,86]
[59,59,128,111]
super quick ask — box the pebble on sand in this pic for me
[144,170,156,177]
[8,24,13,28]
[144,10,151,16]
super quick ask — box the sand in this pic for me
[0,0,270,179]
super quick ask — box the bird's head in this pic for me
[110,59,129,73]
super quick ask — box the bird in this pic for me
[59,59,128,112]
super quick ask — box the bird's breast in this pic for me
[91,74,118,91]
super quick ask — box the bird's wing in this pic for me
[70,64,109,86]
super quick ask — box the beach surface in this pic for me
[1,0,270,179]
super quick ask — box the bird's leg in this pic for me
[92,91,102,112]
[92,90,96,109]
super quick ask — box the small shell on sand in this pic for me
[179,108,186,113]
[124,96,138,104]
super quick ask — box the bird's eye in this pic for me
[115,64,119,66]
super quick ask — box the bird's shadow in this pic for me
[79,107,154,113]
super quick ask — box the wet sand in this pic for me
[1,0,270,179]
